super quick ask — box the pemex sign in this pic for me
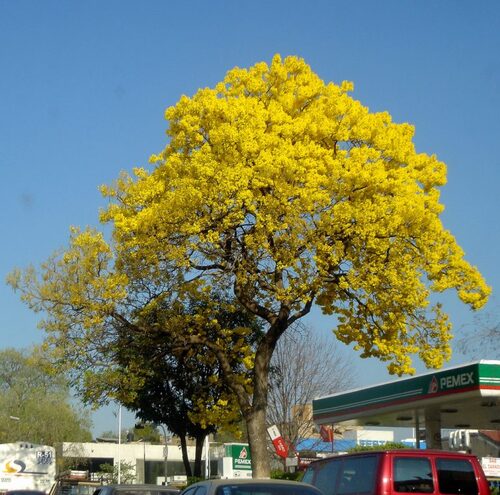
[225,444,252,471]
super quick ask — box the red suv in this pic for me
[302,449,490,495]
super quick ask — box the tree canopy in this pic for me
[0,348,92,445]
[8,54,490,476]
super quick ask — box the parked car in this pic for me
[180,479,324,495]
[92,485,180,495]
[6,491,48,495]
[49,470,101,495]
[302,449,490,495]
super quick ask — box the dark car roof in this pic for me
[306,449,479,465]
[6,491,48,495]
[182,479,323,494]
[94,485,180,494]
[190,480,317,486]
[99,486,178,490]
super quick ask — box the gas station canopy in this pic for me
[313,361,500,432]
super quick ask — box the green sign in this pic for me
[225,444,252,471]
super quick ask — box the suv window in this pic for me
[393,457,434,493]
[337,456,378,495]
[303,461,340,495]
[304,455,378,495]
[436,458,478,495]
[306,458,341,495]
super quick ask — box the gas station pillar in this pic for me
[424,410,442,449]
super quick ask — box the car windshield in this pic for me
[59,484,100,495]
[115,491,178,495]
[215,484,319,495]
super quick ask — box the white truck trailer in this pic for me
[0,442,56,493]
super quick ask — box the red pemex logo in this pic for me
[428,376,439,394]
[239,447,248,459]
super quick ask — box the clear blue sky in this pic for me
[1,1,499,435]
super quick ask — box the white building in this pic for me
[60,441,198,484]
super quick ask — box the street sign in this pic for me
[481,457,500,477]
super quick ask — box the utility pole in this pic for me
[158,424,169,485]
[117,405,122,484]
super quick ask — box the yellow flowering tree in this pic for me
[9,55,489,477]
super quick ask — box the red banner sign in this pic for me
[267,425,289,459]
[320,425,334,443]
[272,436,289,458]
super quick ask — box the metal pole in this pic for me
[415,413,420,449]
[118,405,122,484]
[159,425,168,485]
[204,435,209,479]
[143,439,146,483]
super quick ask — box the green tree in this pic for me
[131,424,160,443]
[97,461,135,484]
[8,55,489,477]
[0,348,92,445]
[118,293,261,477]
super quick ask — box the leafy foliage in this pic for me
[347,441,408,452]
[97,461,136,484]
[0,348,92,445]
[271,469,304,480]
[117,292,262,476]
[131,424,160,443]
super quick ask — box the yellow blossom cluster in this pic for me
[99,55,490,374]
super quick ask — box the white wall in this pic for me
[62,442,196,464]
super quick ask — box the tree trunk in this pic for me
[246,406,271,478]
[245,329,279,478]
[220,297,290,478]
[179,435,192,477]
[193,434,206,478]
